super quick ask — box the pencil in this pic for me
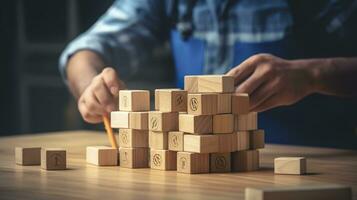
[103,114,118,149]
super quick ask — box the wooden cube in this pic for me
[86,146,118,166]
[158,89,187,112]
[184,76,199,93]
[218,133,235,153]
[187,93,217,115]
[41,148,66,170]
[236,131,250,151]
[250,129,265,149]
[149,131,168,150]
[232,93,250,114]
[217,93,232,114]
[245,185,351,200]
[210,153,231,173]
[179,114,212,134]
[177,152,209,174]
[150,149,177,170]
[231,150,259,172]
[155,88,180,110]
[274,157,307,175]
[168,131,184,151]
[119,90,150,111]
[197,75,235,93]
[15,147,41,165]
[184,135,219,153]
[148,111,178,132]
[213,114,234,134]
[111,111,130,128]
[119,147,149,168]
[119,129,148,148]
[129,112,148,130]
[234,112,258,131]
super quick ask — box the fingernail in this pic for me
[110,87,118,95]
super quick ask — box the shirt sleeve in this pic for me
[59,0,168,81]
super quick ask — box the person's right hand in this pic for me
[78,67,125,123]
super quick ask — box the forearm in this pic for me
[67,50,106,99]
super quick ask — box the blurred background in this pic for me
[0,0,174,136]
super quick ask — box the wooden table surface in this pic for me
[0,130,356,200]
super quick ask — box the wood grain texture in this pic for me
[15,147,41,165]
[158,90,187,112]
[179,114,212,134]
[184,134,219,153]
[232,94,250,115]
[250,129,265,150]
[168,131,184,151]
[155,88,180,110]
[210,153,231,173]
[119,129,148,148]
[148,111,179,132]
[129,112,149,130]
[119,90,150,111]
[86,146,118,166]
[1,131,357,200]
[177,152,209,174]
[217,93,232,114]
[149,131,168,150]
[231,150,259,172]
[197,75,235,93]
[119,147,149,168]
[234,112,258,131]
[184,76,199,93]
[274,157,307,175]
[150,149,177,170]
[41,148,66,170]
[213,114,234,134]
[187,93,218,115]
[110,111,130,128]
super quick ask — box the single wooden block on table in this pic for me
[184,134,219,153]
[187,93,217,115]
[274,157,307,175]
[119,129,148,148]
[236,131,250,151]
[149,131,168,150]
[41,148,66,170]
[184,76,199,93]
[158,89,187,112]
[179,114,212,134]
[111,111,130,128]
[197,75,235,93]
[213,114,234,134]
[129,112,148,130]
[15,147,41,166]
[245,185,351,200]
[217,93,232,114]
[231,150,259,172]
[177,152,209,174]
[119,147,149,168]
[155,88,181,110]
[148,111,178,132]
[168,131,184,151]
[119,90,150,111]
[150,149,177,170]
[234,112,258,131]
[218,133,236,153]
[86,146,118,166]
[232,93,250,114]
[250,129,265,149]
[210,152,231,173]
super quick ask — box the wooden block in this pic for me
[179,114,212,134]
[274,157,307,175]
[168,131,184,151]
[197,75,235,93]
[218,133,235,153]
[232,93,250,114]
[158,89,187,112]
[111,111,130,128]
[184,135,219,153]
[234,112,258,131]
[245,185,351,200]
[250,129,265,149]
[150,149,177,170]
[86,146,118,166]
[231,150,259,172]
[119,129,148,148]
[184,76,199,93]
[149,131,168,150]
[148,111,178,132]
[15,147,41,166]
[187,93,217,115]
[236,131,250,151]
[217,93,232,114]
[129,112,148,130]
[119,90,150,111]
[155,88,181,110]
[119,147,149,168]
[213,114,234,134]
[41,148,66,170]
[177,152,209,174]
[210,153,231,173]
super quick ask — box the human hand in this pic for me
[227,54,317,112]
[78,67,126,123]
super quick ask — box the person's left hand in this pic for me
[227,53,318,112]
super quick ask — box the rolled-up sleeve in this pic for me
[59,0,167,81]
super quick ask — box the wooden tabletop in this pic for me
[0,130,356,200]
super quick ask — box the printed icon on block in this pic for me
[187,93,217,115]
[158,89,187,112]
[177,152,209,174]
[119,90,150,111]
[119,147,149,168]
[168,131,184,151]
[119,129,148,148]
[150,149,177,170]
[210,153,231,173]
[41,148,66,170]
[148,111,178,132]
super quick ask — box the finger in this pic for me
[102,67,121,96]
[92,77,115,112]
[84,92,106,115]
[251,93,280,112]
[250,78,279,109]
[78,101,103,123]
[235,69,266,95]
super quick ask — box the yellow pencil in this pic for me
[103,114,118,149]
